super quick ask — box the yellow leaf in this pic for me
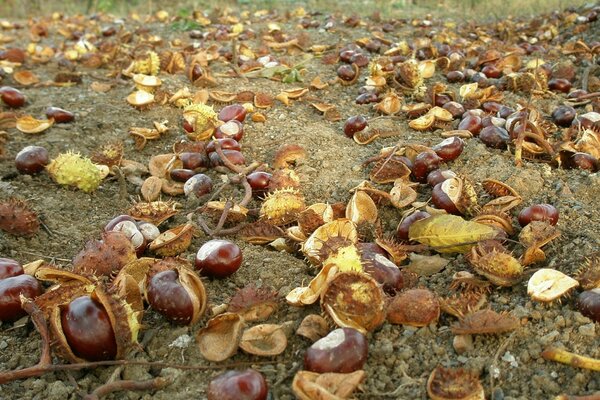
[408,214,497,253]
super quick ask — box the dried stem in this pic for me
[541,347,600,371]
[83,377,172,400]
[555,394,600,400]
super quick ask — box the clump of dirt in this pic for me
[1,3,600,400]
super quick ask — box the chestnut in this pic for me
[412,151,441,183]
[183,118,195,133]
[184,173,213,198]
[479,126,509,149]
[246,171,272,197]
[576,289,600,323]
[551,105,576,127]
[426,169,456,187]
[343,115,368,138]
[110,220,146,257]
[446,70,464,83]
[195,239,243,278]
[432,137,464,162]
[104,214,137,232]
[442,101,465,119]
[0,258,22,279]
[207,369,268,400]
[0,86,26,108]
[481,65,502,79]
[60,295,117,361]
[15,145,49,174]
[518,204,559,227]
[548,78,572,93]
[432,181,460,214]
[0,275,42,322]
[0,48,26,63]
[482,102,502,114]
[147,270,195,325]
[571,152,599,172]
[180,152,209,170]
[170,168,196,182]
[304,328,368,373]
[206,138,241,155]
[218,104,247,122]
[45,107,75,123]
[498,105,515,119]
[337,64,356,81]
[359,243,403,294]
[434,93,452,107]
[458,114,483,135]
[209,150,245,167]
[214,120,244,142]
[396,211,431,241]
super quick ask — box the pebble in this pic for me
[47,381,73,398]
[0,340,7,350]
[578,323,595,336]
[539,330,559,345]
[554,315,565,328]
[452,334,473,355]
[573,312,592,324]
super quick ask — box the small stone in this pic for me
[554,315,566,328]
[539,330,559,345]
[452,334,473,355]
[573,312,592,324]
[0,340,7,350]
[578,323,595,337]
[47,381,73,398]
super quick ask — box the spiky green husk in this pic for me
[46,151,104,193]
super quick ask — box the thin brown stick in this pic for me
[83,377,172,400]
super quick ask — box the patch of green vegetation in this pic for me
[170,19,203,31]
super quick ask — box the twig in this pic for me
[555,394,600,400]
[489,331,517,394]
[18,250,70,262]
[83,377,172,400]
[541,347,600,371]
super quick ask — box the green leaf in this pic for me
[408,214,497,253]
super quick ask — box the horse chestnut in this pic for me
[577,289,600,323]
[0,275,42,322]
[195,240,243,278]
[304,328,368,373]
[518,204,559,227]
[432,137,464,162]
[246,171,272,197]
[214,120,244,142]
[0,86,25,108]
[184,173,213,198]
[45,107,75,123]
[218,104,247,123]
[207,369,268,400]
[60,295,118,361]
[396,211,431,241]
[15,145,50,174]
[147,270,195,325]
[0,258,22,279]
[412,151,441,182]
[343,115,368,138]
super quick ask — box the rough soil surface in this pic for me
[1,4,599,400]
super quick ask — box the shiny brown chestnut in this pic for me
[147,270,194,325]
[15,145,49,174]
[434,93,452,107]
[304,328,368,373]
[355,92,378,104]
[458,114,483,135]
[571,153,599,172]
[551,105,576,127]
[481,65,502,79]
[218,104,247,122]
[0,86,26,108]
[359,243,403,294]
[180,152,209,170]
[518,204,559,227]
[0,48,26,63]
[479,126,509,149]
[498,105,515,119]
[60,295,117,361]
[446,70,464,83]
[548,78,572,93]
[412,151,441,182]
[576,289,600,323]
[343,115,368,138]
[0,258,22,280]
[442,101,465,119]
[396,211,431,241]
[426,169,456,187]
[170,168,196,182]
[337,64,356,81]
[207,369,268,400]
[206,138,241,155]
[184,173,213,198]
[214,120,244,142]
[104,214,137,232]
[208,150,245,167]
[0,275,42,322]
[246,171,272,197]
[45,107,75,123]
[432,181,460,214]
[195,240,243,279]
[432,137,464,162]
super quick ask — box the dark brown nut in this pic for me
[304,328,368,373]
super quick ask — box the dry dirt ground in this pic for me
[0,4,599,400]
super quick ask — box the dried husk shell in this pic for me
[387,288,440,327]
[260,188,306,226]
[286,262,340,306]
[196,312,244,362]
[320,271,386,334]
[127,90,155,108]
[427,366,484,400]
[527,268,579,303]
[128,200,180,226]
[141,176,163,202]
[148,223,194,256]
[239,324,287,356]
[296,314,329,342]
[16,115,54,134]
[301,219,359,266]
[345,191,377,226]
[292,370,366,400]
